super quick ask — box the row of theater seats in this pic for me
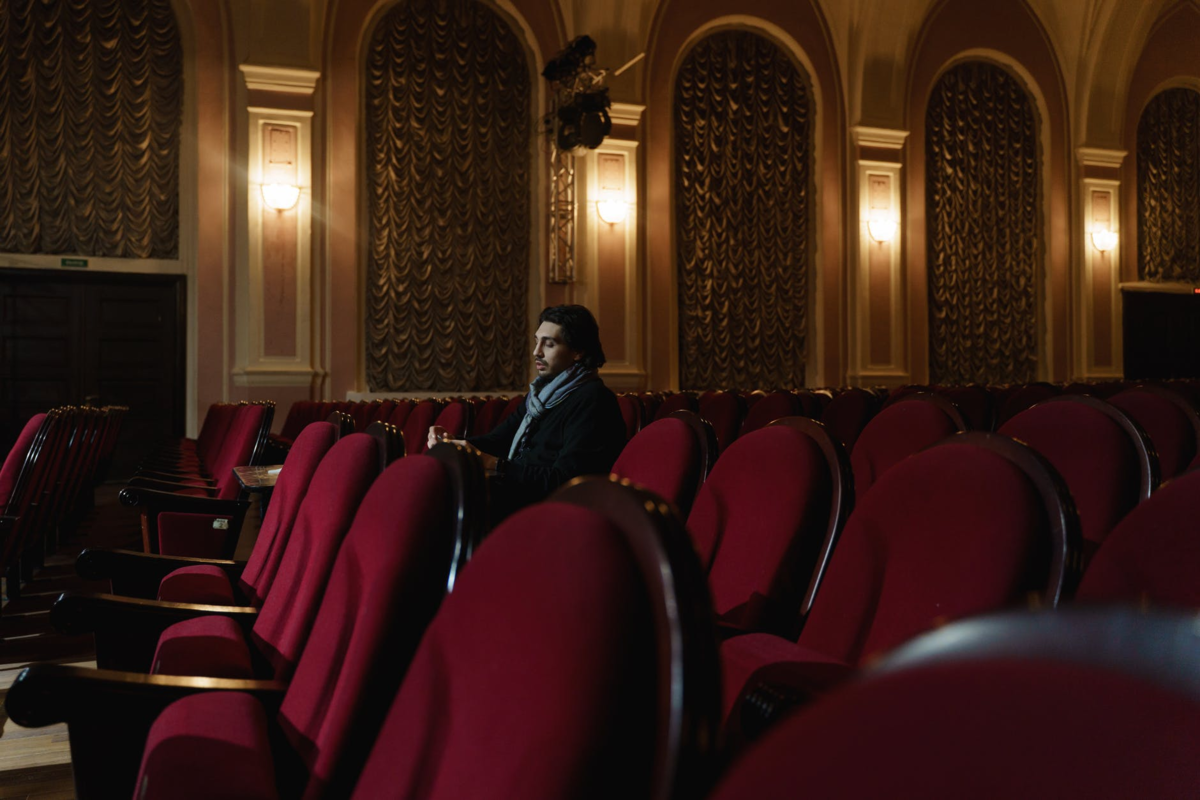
[0,405,126,612]
[6,387,1199,797]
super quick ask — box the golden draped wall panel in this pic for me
[1137,88,1200,283]
[364,0,531,392]
[673,31,811,391]
[0,0,180,258]
[925,61,1039,386]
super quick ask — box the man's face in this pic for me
[533,321,582,379]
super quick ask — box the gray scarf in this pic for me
[508,363,598,460]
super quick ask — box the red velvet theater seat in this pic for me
[687,418,852,637]
[698,390,746,454]
[1075,468,1200,610]
[401,400,441,455]
[1108,386,1200,479]
[611,410,717,518]
[710,608,1200,800]
[739,390,803,436]
[0,412,46,509]
[999,395,1157,556]
[819,387,877,449]
[718,432,1078,728]
[427,401,472,452]
[849,392,965,498]
[654,390,699,420]
[348,476,719,800]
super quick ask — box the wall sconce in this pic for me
[866,208,898,243]
[261,182,301,211]
[596,196,628,225]
[1090,226,1118,253]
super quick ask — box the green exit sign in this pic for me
[61,257,88,268]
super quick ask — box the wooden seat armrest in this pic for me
[133,469,216,485]
[76,547,244,599]
[52,591,258,673]
[119,486,248,516]
[125,477,219,495]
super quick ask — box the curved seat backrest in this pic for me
[850,393,965,498]
[209,404,272,499]
[1108,386,1200,479]
[698,391,746,454]
[740,391,803,437]
[428,402,472,452]
[471,397,509,437]
[687,422,846,637]
[653,392,698,421]
[1075,468,1200,610]
[799,432,1079,666]
[195,403,239,465]
[936,385,996,430]
[249,433,385,680]
[0,413,47,510]
[498,393,526,424]
[711,608,1200,800]
[995,382,1061,426]
[616,394,644,440]
[326,411,356,439]
[350,477,720,800]
[401,401,441,456]
[820,388,877,450]
[999,395,1157,553]
[237,421,341,604]
[386,399,414,430]
[611,413,712,519]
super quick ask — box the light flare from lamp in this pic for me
[262,182,301,211]
[1090,226,1118,253]
[596,196,628,225]
[866,208,897,243]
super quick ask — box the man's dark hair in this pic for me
[538,304,606,370]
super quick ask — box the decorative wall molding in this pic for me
[925,61,1040,385]
[674,30,811,390]
[1077,179,1123,378]
[849,126,908,387]
[238,64,321,94]
[1077,147,1128,168]
[364,0,531,392]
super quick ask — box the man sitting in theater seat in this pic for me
[428,304,626,521]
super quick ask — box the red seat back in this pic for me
[850,394,964,498]
[237,421,341,604]
[429,402,471,452]
[0,413,46,509]
[1108,387,1200,479]
[401,401,440,456]
[471,397,508,437]
[351,479,720,800]
[698,391,745,454]
[277,454,457,798]
[386,399,414,429]
[937,385,996,430]
[498,393,525,424]
[249,433,383,679]
[996,382,1060,426]
[688,422,845,635]
[653,392,697,421]
[820,388,876,449]
[799,434,1076,665]
[999,396,1156,552]
[616,394,643,440]
[740,391,803,437]
[611,416,706,517]
[713,609,1200,799]
[1076,468,1200,609]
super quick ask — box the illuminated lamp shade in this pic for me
[1091,226,1118,253]
[866,208,898,243]
[261,182,301,211]
[596,196,628,224]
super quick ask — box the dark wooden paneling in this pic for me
[0,270,185,478]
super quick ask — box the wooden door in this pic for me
[0,270,185,478]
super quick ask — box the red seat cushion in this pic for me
[1076,469,1200,609]
[1109,389,1197,478]
[135,691,278,800]
[157,565,236,606]
[0,413,45,508]
[151,615,254,679]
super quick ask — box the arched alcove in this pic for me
[363,0,531,391]
[672,29,812,390]
[1137,87,1200,283]
[924,60,1041,384]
